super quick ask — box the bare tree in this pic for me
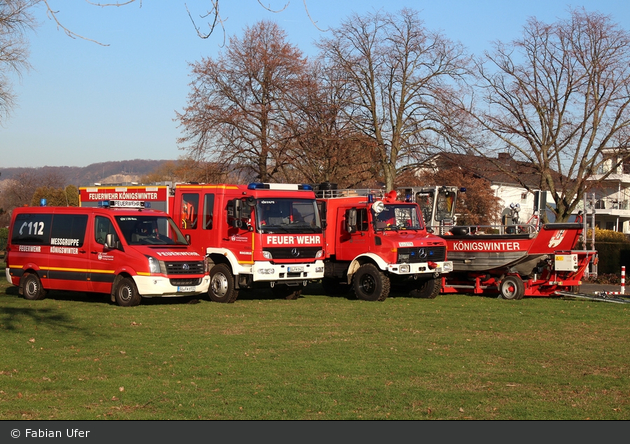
[176,20,307,182]
[461,8,630,222]
[279,60,381,187]
[0,169,65,214]
[0,0,36,122]
[317,8,471,192]
[186,0,327,45]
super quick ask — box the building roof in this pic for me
[423,152,553,189]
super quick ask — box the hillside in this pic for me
[0,160,173,186]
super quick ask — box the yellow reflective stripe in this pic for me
[46,267,115,274]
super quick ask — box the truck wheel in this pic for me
[352,263,390,301]
[410,277,441,299]
[22,273,47,301]
[209,264,239,303]
[499,275,525,300]
[114,277,142,307]
[271,285,302,300]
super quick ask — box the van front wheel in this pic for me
[22,273,47,301]
[114,277,142,307]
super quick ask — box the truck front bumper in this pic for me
[248,260,326,282]
[386,261,453,275]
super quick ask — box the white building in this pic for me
[585,148,630,233]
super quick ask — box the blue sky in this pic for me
[2,0,630,169]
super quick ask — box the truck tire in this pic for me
[352,263,390,301]
[22,272,47,301]
[499,275,525,300]
[271,284,302,300]
[209,264,239,303]
[114,277,142,307]
[410,277,441,299]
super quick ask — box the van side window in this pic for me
[51,214,88,248]
[181,193,199,229]
[11,213,53,245]
[203,194,215,230]
[94,216,117,246]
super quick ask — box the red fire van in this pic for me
[5,202,210,306]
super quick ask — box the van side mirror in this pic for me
[105,233,121,250]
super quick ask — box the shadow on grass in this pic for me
[0,305,85,332]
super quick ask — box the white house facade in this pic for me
[585,149,630,233]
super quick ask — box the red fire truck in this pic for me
[315,185,453,301]
[80,183,325,302]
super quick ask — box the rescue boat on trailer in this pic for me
[398,186,597,299]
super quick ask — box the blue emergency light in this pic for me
[97,200,150,209]
[247,183,313,191]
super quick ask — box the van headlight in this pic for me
[146,255,164,274]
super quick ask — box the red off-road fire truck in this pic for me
[80,183,325,302]
[315,185,453,301]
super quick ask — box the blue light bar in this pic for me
[247,183,313,191]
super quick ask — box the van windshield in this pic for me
[115,215,188,245]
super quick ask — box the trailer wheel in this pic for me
[499,276,525,300]
[352,263,390,301]
[410,277,441,299]
[22,272,47,301]
[271,284,303,300]
[114,277,142,307]
[209,264,239,303]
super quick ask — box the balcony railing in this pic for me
[593,197,630,211]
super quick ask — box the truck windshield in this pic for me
[256,198,322,233]
[373,204,425,231]
[115,215,189,245]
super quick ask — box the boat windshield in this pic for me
[373,204,425,231]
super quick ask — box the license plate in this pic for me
[287,266,304,273]
[178,286,195,292]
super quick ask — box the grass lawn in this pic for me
[1,267,629,420]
